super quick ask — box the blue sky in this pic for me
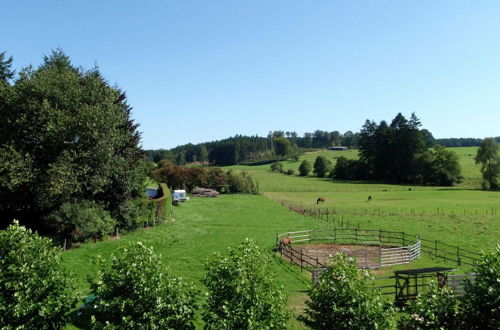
[2,1,500,149]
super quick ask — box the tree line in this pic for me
[146,129,365,166]
[435,137,500,147]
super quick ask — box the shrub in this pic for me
[203,239,290,329]
[285,169,295,175]
[460,246,500,329]
[0,221,77,328]
[88,241,198,329]
[302,253,396,329]
[46,200,116,242]
[298,160,312,176]
[313,155,330,178]
[399,282,459,329]
[226,170,259,194]
[270,161,284,172]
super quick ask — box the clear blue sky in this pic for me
[2,1,500,149]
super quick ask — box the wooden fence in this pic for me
[277,228,421,269]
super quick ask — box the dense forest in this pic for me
[146,130,364,166]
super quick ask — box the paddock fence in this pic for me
[276,228,421,269]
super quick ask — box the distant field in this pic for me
[229,147,499,252]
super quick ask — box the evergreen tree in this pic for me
[298,160,312,176]
[313,156,330,178]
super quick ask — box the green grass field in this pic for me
[61,146,499,329]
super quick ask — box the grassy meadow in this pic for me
[61,146,499,328]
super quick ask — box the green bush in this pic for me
[270,161,284,172]
[203,239,290,329]
[46,200,116,242]
[313,156,330,178]
[285,169,295,175]
[399,282,459,329]
[88,241,198,329]
[460,246,500,329]
[298,160,312,176]
[0,221,77,328]
[302,253,396,329]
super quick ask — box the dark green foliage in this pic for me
[420,129,436,148]
[0,50,144,232]
[270,161,284,172]
[435,137,500,147]
[46,200,116,242]
[412,145,461,186]
[88,242,198,329]
[0,51,15,82]
[355,113,461,185]
[0,221,77,328]
[460,246,500,329]
[151,162,258,194]
[475,138,500,190]
[313,155,330,178]
[302,254,396,329]
[203,239,290,329]
[331,156,368,180]
[399,282,459,329]
[285,169,295,175]
[273,137,293,160]
[298,160,312,176]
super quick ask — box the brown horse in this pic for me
[279,236,292,250]
[316,197,325,204]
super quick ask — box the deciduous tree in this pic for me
[0,50,144,231]
[475,138,500,190]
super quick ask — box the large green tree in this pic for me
[475,138,500,190]
[273,137,293,160]
[0,50,144,231]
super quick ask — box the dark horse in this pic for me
[316,197,325,204]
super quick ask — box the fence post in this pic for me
[457,246,461,266]
[355,228,358,244]
[365,245,368,268]
[63,238,67,250]
[300,249,303,271]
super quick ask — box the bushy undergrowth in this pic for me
[45,200,116,242]
[399,282,459,329]
[87,241,198,329]
[460,246,500,329]
[302,253,396,329]
[152,161,258,194]
[203,239,290,329]
[0,221,77,329]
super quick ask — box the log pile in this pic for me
[191,187,220,198]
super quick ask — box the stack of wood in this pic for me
[191,187,220,197]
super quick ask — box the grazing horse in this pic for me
[368,195,372,201]
[316,197,325,204]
